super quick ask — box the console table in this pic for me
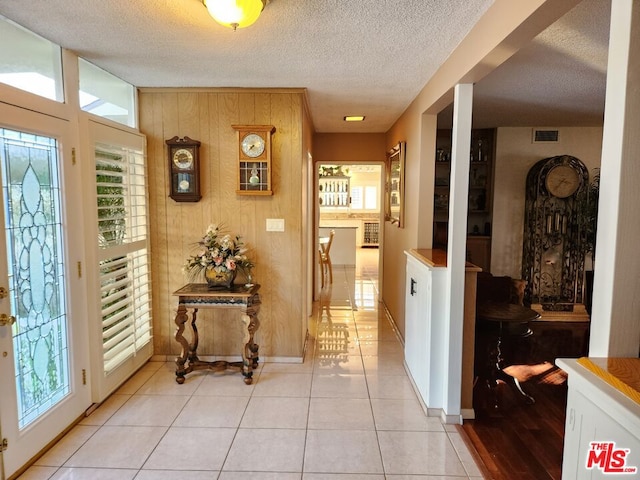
[173,283,261,384]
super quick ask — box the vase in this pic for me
[204,267,236,289]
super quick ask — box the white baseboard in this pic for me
[461,408,476,420]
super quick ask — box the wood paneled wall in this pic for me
[138,88,309,360]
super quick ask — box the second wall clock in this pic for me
[232,125,276,195]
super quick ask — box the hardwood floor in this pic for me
[461,328,581,480]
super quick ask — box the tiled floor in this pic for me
[19,248,484,479]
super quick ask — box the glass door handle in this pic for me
[0,313,15,326]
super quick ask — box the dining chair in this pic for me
[319,229,335,287]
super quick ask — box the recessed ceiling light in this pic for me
[343,116,365,122]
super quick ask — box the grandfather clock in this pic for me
[521,155,590,317]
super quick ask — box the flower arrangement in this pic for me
[182,224,254,282]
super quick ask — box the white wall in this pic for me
[491,126,603,277]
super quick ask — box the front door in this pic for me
[0,104,90,479]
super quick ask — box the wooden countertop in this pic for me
[406,248,482,272]
[318,226,358,229]
[576,357,640,406]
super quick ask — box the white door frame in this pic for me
[0,102,91,478]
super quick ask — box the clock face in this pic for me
[241,133,266,158]
[173,148,194,169]
[545,165,580,198]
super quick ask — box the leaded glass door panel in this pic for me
[0,104,90,479]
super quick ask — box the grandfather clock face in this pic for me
[545,164,580,199]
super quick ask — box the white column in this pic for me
[443,83,473,422]
[589,0,640,357]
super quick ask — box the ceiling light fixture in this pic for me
[344,116,365,122]
[204,0,268,31]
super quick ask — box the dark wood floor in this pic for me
[461,327,585,480]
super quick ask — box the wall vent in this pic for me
[532,129,559,143]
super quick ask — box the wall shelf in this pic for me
[319,176,350,207]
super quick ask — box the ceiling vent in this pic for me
[532,129,559,143]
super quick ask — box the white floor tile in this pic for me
[135,472,217,480]
[105,395,188,426]
[240,396,309,428]
[219,473,300,480]
[364,375,417,400]
[313,355,364,374]
[142,427,235,470]
[223,428,306,472]
[303,430,384,474]
[173,395,249,427]
[308,398,374,430]
[252,371,313,397]
[370,398,444,432]
[362,354,407,375]
[50,467,138,479]
[311,374,369,398]
[448,431,485,477]
[357,340,403,356]
[135,366,204,395]
[261,360,314,373]
[79,394,131,426]
[15,466,58,480]
[303,475,384,479]
[193,371,256,396]
[35,425,99,466]
[65,426,167,469]
[385,476,468,480]
[377,431,468,476]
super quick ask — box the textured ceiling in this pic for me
[0,0,610,132]
[465,0,610,128]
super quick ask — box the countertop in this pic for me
[406,248,482,271]
[574,357,640,405]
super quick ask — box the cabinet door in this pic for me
[563,389,640,479]
[404,258,431,401]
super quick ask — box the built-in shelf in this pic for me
[363,221,379,246]
[319,176,350,207]
[433,128,495,271]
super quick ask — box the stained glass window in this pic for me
[0,128,69,429]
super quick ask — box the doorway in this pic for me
[0,105,91,479]
[316,163,384,296]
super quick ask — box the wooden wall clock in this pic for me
[166,136,201,202]
[232,125,275,195]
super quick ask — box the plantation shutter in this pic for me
[96,145,152,374]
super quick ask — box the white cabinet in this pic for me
[404,249,479,423]
[404,253,447,414]
[558,358,640,479]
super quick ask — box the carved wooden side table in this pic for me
[477,302,540,405]
[173,283,260,384]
